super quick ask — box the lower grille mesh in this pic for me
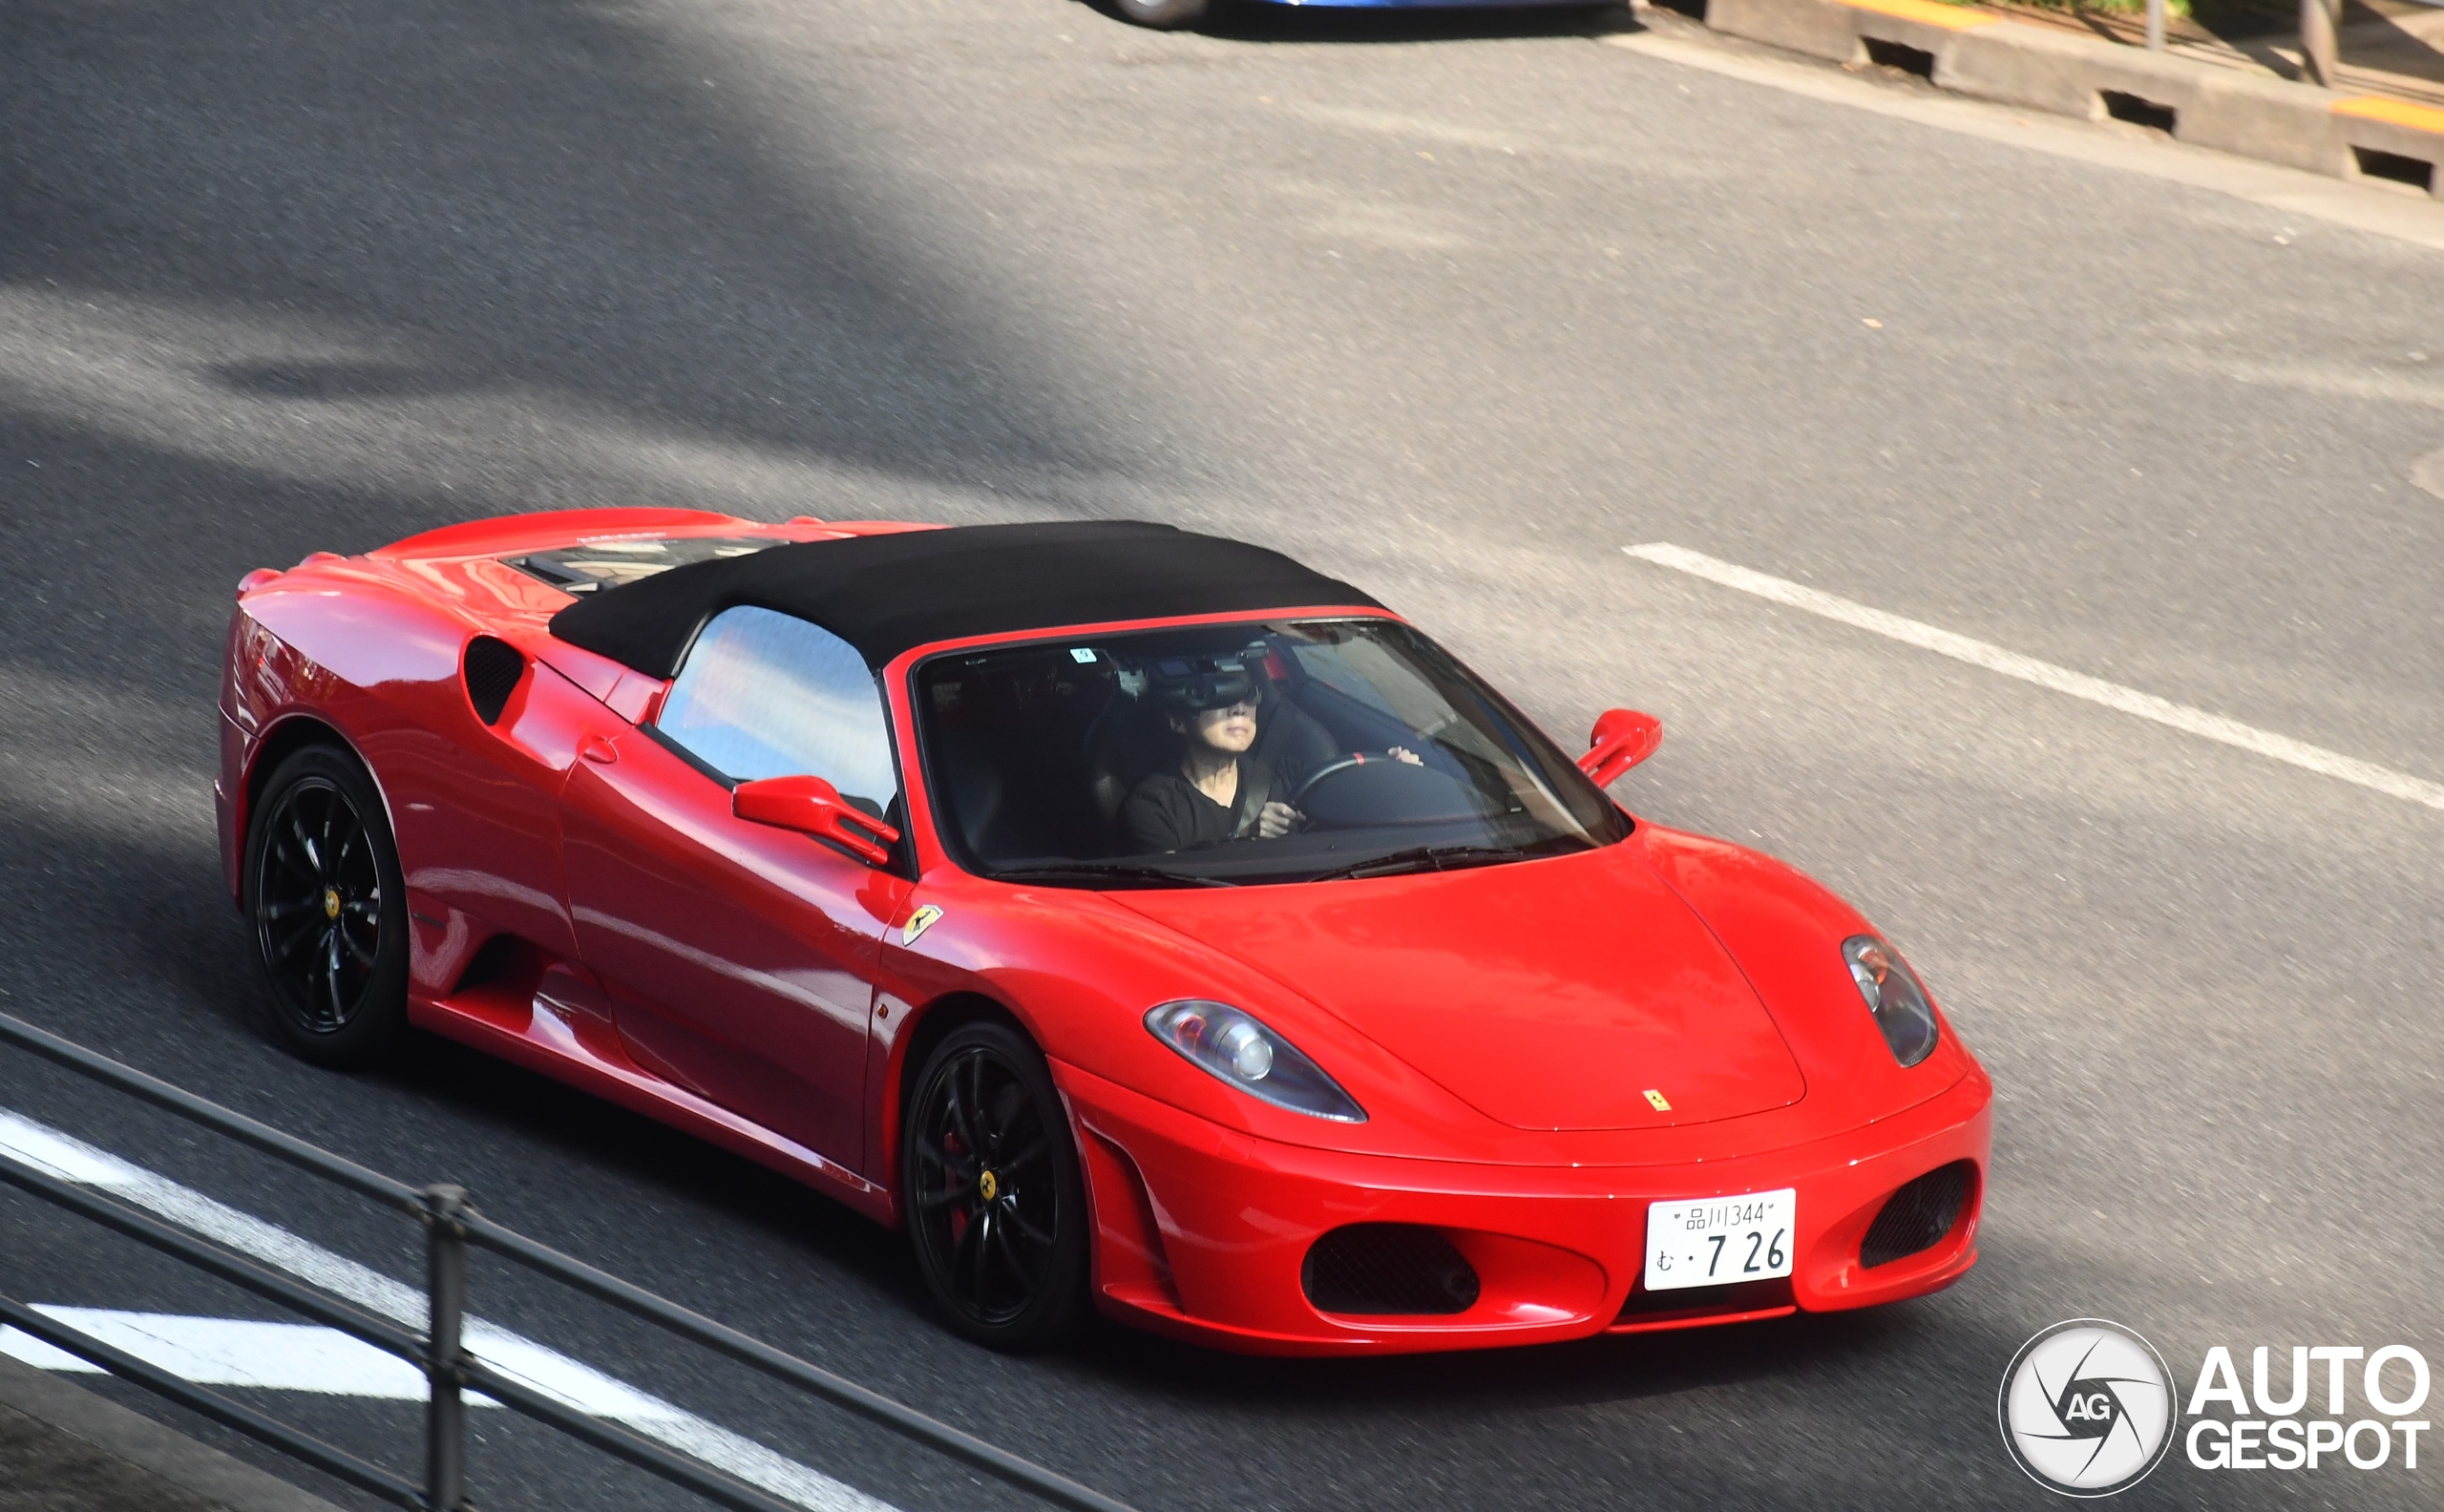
[1302,1225,1480,1315]
[1861,1161,1974,1269]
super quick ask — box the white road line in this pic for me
[1623,542,2444,813]
[1,1309,479,1401]
[0,1108,898,1512]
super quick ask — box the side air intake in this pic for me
[1301,1225,1480,1315]
[1861,1160,1974,1268]
[463,636,527,725]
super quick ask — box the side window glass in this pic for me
[655,606,899,810]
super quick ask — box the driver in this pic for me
[1123,669,1302,853]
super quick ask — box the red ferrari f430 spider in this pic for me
[218,512,1991,1354]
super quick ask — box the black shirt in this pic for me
[1124,758,1278,853]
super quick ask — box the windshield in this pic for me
[916,619,1629,886]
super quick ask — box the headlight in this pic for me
[1143,1000,1367,1123]
[1843,935,1940,1067]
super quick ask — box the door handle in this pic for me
[578,735,619,766]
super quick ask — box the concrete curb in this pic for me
[0,1351,345,1512]
[1702,0,2444,197]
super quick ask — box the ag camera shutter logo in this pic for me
[1999,1319,2178,1496]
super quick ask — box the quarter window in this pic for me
[655,606,898,811]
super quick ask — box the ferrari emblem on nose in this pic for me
[901,904,944,945]
[1644,1089,1672,1112]
[977,1169,1000,1202]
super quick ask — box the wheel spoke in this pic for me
[323,932,348,1023]
[943,1058,983,1155]
[952,1209,984,1294]
[910,1142,976,1184]
[985,1208,1010,1294]
[299,931,329,1021]
[990,1082,1028,1159]
[1000,1202,1055,1250]
[994,1134,1047,1174]
[909,1147,977,1204]
[289,814,322,876]
[271,835,313,882]
[973,1061,1007,1155]
[336,925,376,968]
[998,1207,1042,1279]
[961,1054,987,1142]
[269,916,322,960]
[965,1207,996,1297]
[974,1059,1022,1161]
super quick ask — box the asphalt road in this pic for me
[4,0,2441,1508]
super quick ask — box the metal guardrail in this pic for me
[0,1010,1138,1512]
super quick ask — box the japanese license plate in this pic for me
[1643,1188,1797,1292]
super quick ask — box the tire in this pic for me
[242,744,410,1068]
[901,1021,1090,1350]
[1112,0,1209,30]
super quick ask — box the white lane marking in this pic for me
[0,1309,486,1401]
[2415,446,2444,501]
[0,1108,898,1512]
[1623,542,2444,813]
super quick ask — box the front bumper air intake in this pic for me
[1860,1160,1974,1269]
[1301,1224,1481,1315]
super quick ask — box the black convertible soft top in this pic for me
[547,520,1383,675]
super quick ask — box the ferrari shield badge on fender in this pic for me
[1644,1089,1672,1112]
[901,904,944,946]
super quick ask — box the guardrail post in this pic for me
[421,1184,472,1512]
[2301,0,2340,86]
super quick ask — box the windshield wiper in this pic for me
[1309,843,1551,883]
[986,863,1237,890]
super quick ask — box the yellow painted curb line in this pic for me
[2333,95,2444,136]
[1841,0,2003,30]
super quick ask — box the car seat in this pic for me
[1083,695,1170,832]
[1250,681,1340,793]
[938,735,1010,861]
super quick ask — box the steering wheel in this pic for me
[1290,751,1408,805]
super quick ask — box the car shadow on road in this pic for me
[1081,1292,1915,1402]
[1180,0,1642,44]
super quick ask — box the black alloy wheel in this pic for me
[902,1021,1089,1350]
[243,745,409,1067]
